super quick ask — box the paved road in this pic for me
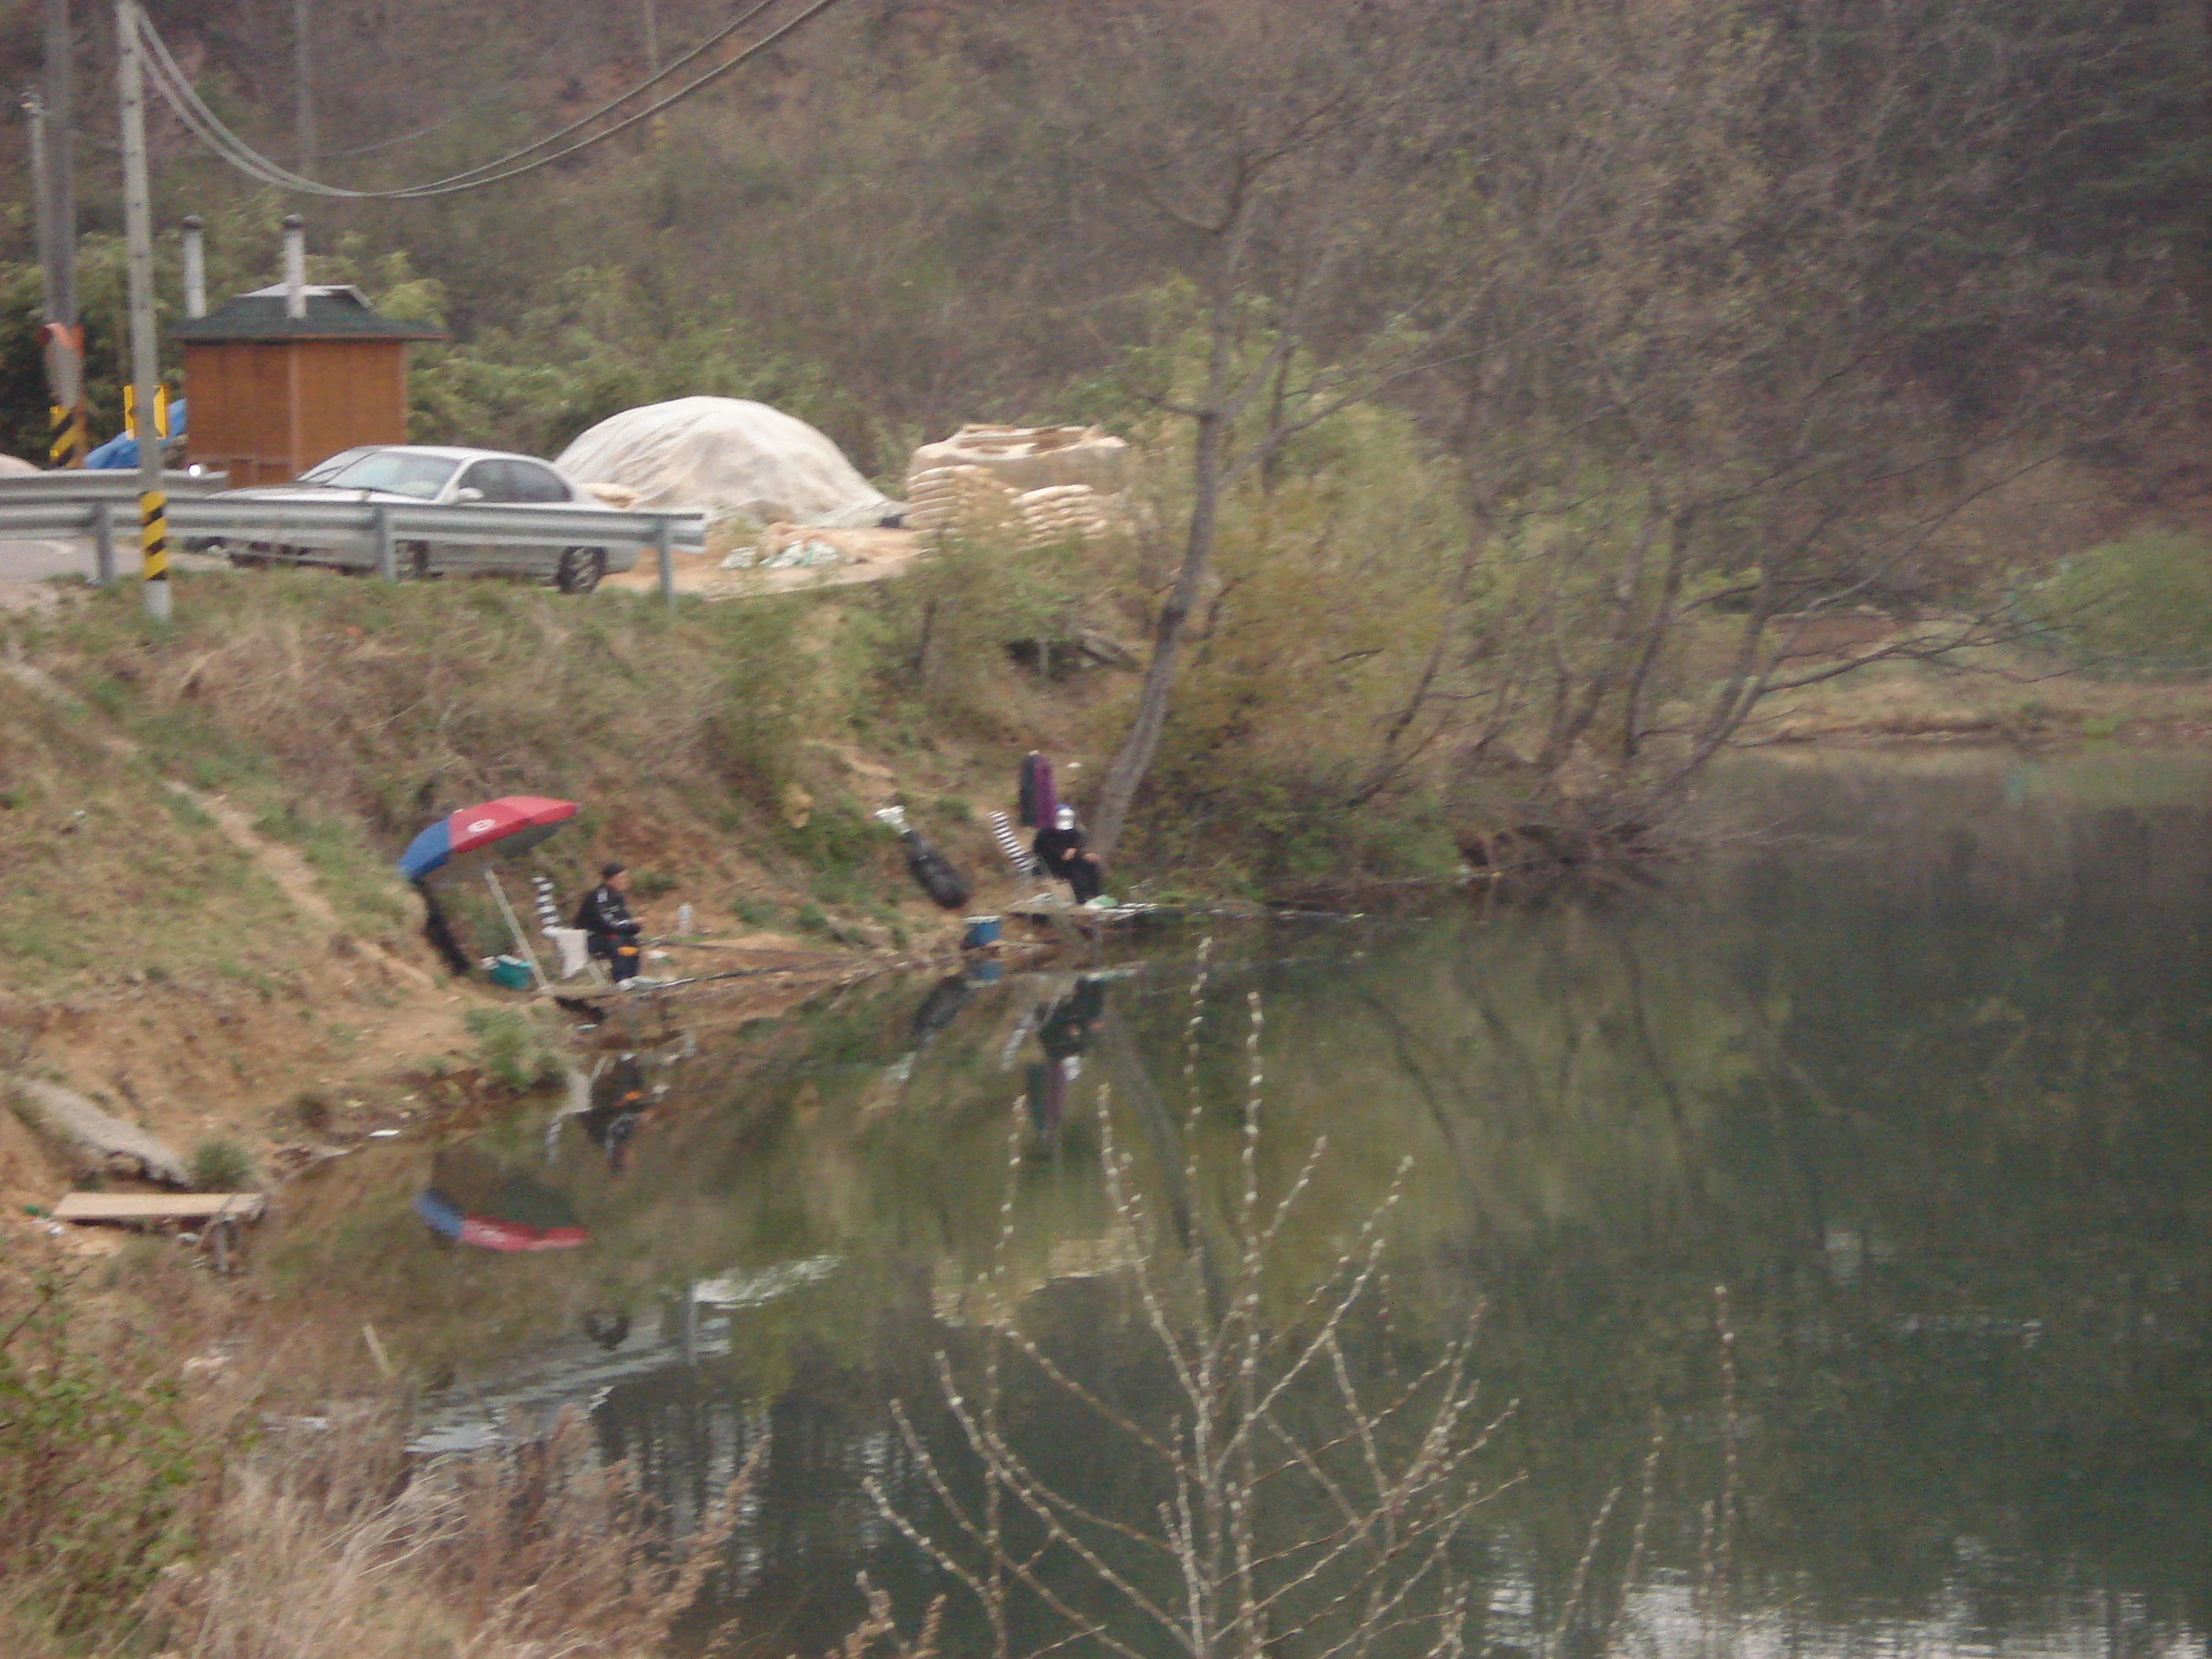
[0,535,108,582]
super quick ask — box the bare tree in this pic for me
[1373,0,2183,857]
[1049,2,1477,859]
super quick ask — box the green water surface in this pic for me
[404,749,2212,1659]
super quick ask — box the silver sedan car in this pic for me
[209,445,636,594]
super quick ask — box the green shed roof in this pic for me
[170,284,445,343]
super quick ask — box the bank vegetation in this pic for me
[1,0,2200,873]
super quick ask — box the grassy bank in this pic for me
[0,566,1079,1221]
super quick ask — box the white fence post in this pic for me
[374,504,396,582]
[93,500,115,586]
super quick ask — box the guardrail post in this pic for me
[654,515,676,610]
[93,501,115,587]
[374,504,396,582]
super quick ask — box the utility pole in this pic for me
[181,214,206,319]
[26,91,50,278]
[643,0,667,148]
[40,0,85,466]
[116,0,168,622]
[293,0,313,169]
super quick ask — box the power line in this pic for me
[135,0,785,197]
[307,34,569,161]
[132,0,841,201]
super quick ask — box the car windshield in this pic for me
[318,451,460,500]
[296,447,370,483]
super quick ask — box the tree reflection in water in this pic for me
[406,751,2212,1659]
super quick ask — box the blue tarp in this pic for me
[85,400,187,470]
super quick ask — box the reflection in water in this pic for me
[413,1146,588,1251]
[397,751,2212,1659]
[1024,975,1108,1148]
[580,1057,655,1172]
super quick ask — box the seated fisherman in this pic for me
[573,862,644,983]
[1031,805,1106,906]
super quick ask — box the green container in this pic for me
[485,955,533,991]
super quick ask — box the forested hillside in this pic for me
[1,0,2204,859]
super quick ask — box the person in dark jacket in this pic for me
[573,862,644,983]
[1031,806,1106,905]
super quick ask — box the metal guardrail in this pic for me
[0,489,706,601]
[0,470,232,498]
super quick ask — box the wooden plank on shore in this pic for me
[52,1192,267,1224]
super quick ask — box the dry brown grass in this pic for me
[21,570,803,859]
[0,1251,756,1659]
[157,1409,750,1659]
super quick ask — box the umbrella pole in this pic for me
[484,871,551,990]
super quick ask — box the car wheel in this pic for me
[404,540,435,580]
[555,546,606,595]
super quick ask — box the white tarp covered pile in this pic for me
[555,397,900,529]
[903,425,1134,548]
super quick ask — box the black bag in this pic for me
[903,831,972,910]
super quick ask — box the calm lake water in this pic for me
[401,749,2212,1659]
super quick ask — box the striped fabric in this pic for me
[988,811,1042,877]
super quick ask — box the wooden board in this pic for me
[52,1192,267,1224]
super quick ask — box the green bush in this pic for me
[870,533,1104,731]
[627,867,679,900]
[2031,529,2212,673]
[188,1136,257,1192]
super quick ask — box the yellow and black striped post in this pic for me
[141,486,170,622]
[46,401,85,467]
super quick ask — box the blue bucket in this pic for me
[961,915,1002,950]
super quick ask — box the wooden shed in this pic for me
[172,284,445,486]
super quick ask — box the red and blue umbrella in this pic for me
[398,795,578,884]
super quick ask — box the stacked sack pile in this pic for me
[903,425,1134,551]
[1014,484,1119,547]
[903,463,1024,540]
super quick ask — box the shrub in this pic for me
[188,1136,258,1192]
[2031,529,2212,673]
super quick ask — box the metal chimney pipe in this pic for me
[180,214,205,318]
[281,213,305,318]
